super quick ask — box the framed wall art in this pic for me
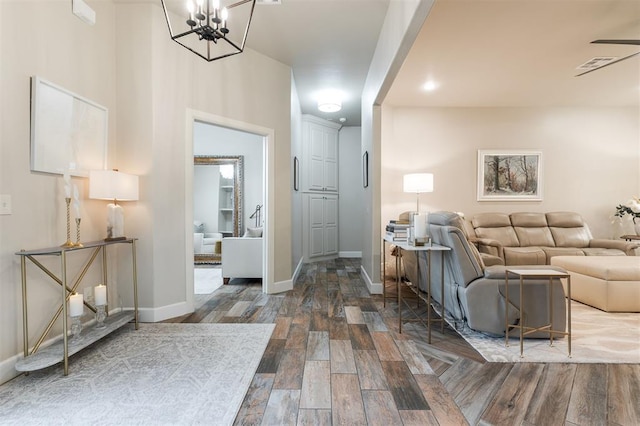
[477,150,543,201]
[30,76,108,176]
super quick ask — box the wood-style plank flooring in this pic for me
[167,259,640,425]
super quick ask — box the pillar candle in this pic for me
[69,293,83,317]
[414,213,428,238]
[94,284,107,306]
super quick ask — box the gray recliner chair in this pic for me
[402,211,566,337]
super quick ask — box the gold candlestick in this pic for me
[61,197,74,248]
[74,218,83,247]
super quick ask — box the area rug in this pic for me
[452,301,640,363]
[0,323,275,425]
[195,267,224,294]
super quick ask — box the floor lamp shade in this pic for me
[89,170,139,240]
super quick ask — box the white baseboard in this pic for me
[269,278,293,294]
[137,301,191,323]
[339,251,362,258]
[292,257,304,285]
[0,353,20,385]
[361,265,383,295]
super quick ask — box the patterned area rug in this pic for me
[453,301,640,363]
[0,323,275,425]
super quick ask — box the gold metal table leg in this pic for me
[132,239,139,329]
[567,275,571,357]
[397,250,402,333]
[427,250,432,344]
[20,254,28,358]
[382,239,386,307]
[61,251,69,376]
[505,273,510,346]
[519,275,524,358]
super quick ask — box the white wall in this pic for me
[338,126,364,256]
[193,166,221,233]
[193,122,264,233]
[381,106,640,237]
[291,75,303,273]
[0,0,292,383]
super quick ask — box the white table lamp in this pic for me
[89,170,139,241]
[403,173,434,212]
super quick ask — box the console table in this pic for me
[383,234,451,343]
[15,239,139,375]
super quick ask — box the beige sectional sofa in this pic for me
[551,256,640,312]
[466,212,638,266]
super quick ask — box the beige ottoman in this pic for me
[550,256,640,312]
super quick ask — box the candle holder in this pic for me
[95,305,107,329]
[70,315,83,339]
[74,218,83,248]
[61,197,75,248]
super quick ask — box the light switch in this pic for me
[0,194,12,215]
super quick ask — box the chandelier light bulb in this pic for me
[212,0,220,9]
[221,7,228,21]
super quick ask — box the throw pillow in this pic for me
[243,227,263,238]
[193,221,205,233]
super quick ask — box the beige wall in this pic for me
[0,0,292,382]
[360,0,435,293]
[381,106,640,238]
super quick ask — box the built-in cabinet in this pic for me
[301,115,341,261]
[305,193,338,259]
[302,115,340,193]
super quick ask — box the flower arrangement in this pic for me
[614,197,640,223]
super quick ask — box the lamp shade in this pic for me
[403,173,434,193]
[89,170,139,201]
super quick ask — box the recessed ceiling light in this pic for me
[422,80,439,91]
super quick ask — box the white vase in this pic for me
[635,222,640,236]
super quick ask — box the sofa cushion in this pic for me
[475,226,520,247]
[546,212,584,227]
[471,212,511,228]
[243,227,263,238]
[550,227,591,248]
[510,212,548,227]
[582,248,626,256]
[503,247,546,265]
[514,227,555,247]
[542,247,585,261]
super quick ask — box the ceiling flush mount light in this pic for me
[317,90,343,113]
[161,0,256,62]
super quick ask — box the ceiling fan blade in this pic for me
[592,39,640,46]
[576,51,640,76]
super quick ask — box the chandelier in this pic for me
[161,0,256,62]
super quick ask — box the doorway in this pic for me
[184,110,274,312]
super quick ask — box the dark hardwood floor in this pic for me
[168,259,640,425]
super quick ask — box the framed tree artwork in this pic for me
[477,150,543,201]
